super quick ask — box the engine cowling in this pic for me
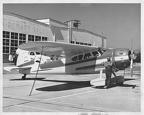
[112,48,130,70]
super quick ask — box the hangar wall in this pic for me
[3,12,106,62]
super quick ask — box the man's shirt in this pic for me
[104,61,113,68]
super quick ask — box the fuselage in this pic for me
[16,48,131,74]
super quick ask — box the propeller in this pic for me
[130,38,135,77]
[130,49,134,77]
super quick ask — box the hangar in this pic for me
[3,12,106,62]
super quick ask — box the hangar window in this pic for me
[3,39,9,46]
[19,33,26,45]
[28,35,34,41]
[11,40,18,46]
[3,31,10,54]
[3,46,9,53]
[11,32,18,52]
[19,33,26,40]
[19,41,26,45]
[3,31,10,38]
[11,32,18,39]
[11,47,17,53]
[35,36,41,41]
[42,37,48,41]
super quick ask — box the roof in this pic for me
[3,11,106,39]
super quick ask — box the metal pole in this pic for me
[29,46,44,96]
[68,21,72,43]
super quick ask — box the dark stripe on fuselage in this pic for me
[65,56,97,66]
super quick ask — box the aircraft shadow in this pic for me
[10,78,46,81]
[9,76,138,91]
[36,80,91,91]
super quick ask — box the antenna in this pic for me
[64,20,81,43]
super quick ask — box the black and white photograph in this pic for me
[1,1,142,115]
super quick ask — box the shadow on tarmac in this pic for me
[36,80,91,91]
[9,76,138,91]
[91,77,138,89]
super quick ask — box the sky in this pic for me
[3,3,141,50]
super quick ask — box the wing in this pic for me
[19,41,101,56]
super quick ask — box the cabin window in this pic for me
[92,51,99,56]
[71,56,78,61]
[78,54,83,61]
[84,53,91,59]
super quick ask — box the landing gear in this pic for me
[22,74,27,80]
[112,76,124,86]
[90,69,105,87]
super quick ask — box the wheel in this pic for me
[115,76,124,86]
[22,74,26,80]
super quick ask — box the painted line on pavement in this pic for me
[17,104,58,112]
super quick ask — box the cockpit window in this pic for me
[92,51,99,56]
[36,52,41,55]
[71,56,78,61]
[78,54,83,61]
[30,52,35,55]
[84,53,91,59]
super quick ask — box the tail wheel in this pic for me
[22,74,26,80]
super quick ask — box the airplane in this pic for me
[4,41,136,87]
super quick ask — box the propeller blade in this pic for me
[130,56,133,77]
[130,38,134,77]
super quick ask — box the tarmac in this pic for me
[2,63,141,112]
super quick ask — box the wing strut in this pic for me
[29,46,44,96]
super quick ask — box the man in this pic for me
[104,57,116,89]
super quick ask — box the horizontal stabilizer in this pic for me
[3,66,31,72]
